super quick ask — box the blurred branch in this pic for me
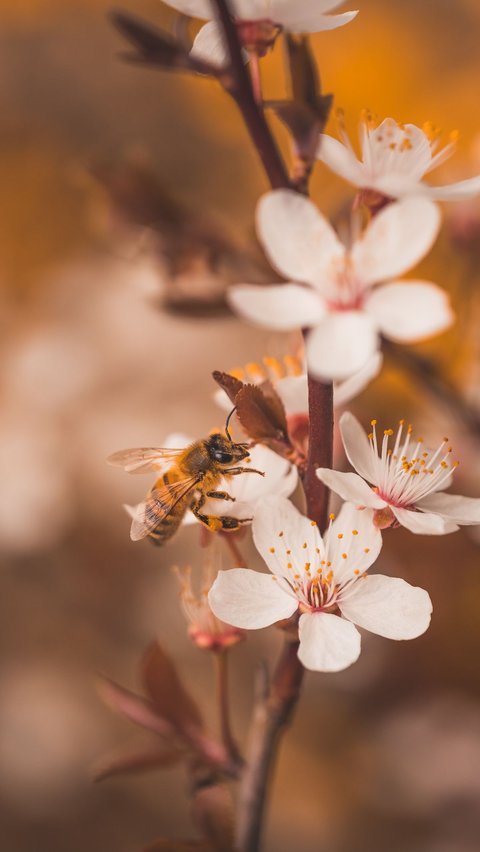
[384,341,480,435]
[303,377,334,531]
[215,652,243,768]
[210,0,291,190]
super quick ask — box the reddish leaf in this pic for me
[235,384,291,449]
[141,642,204,734]
[212,371,244,405]
[93,743,184,782]
[97,677,175,738]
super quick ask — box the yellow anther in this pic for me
[326,561,332,567]
[294,573,300,579]
[352,529,358,535]
[230,367,245,380]
[342,553,348,559]
[449,129,460,143]
[278,531,284,537]
[384,429,394,437]
[329,513,336,521]
[286,549,291,555]
[305,562,311,571]
[287,562,292,569]
[262,356,284,378]
[371,419,377,426]
[364,547,370,554]
[399,419,405,425]
[302,542,307,549]
[246,361,265,379]
[354,569,360,575]
[283,354,302,376]
[269,547,275,554]
[337,533,343,540]
[310,520,317,527]
[368,433,374,440]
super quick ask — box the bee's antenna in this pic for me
[225,407,237,441]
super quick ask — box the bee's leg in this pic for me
[191,496,250,532]
[205,490,236,502]
[223,467,265,477]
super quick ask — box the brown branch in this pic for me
[215,652,243,768]
[303,376,334,529]
[211,0,291,190]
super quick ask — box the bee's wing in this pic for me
[130,476,200,541]
[107,447,185,475]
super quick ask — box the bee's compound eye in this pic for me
[213,451,234,464]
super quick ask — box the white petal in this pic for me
[366,281,454,343]
[316,134,367,186]
[275,375,308,415]
[316,469,386,508]
[161,0,212,19]
[282,10,359,32]
[391,506,457,535]
[334,351,383,407]
[298,612,361,672]
[191,21,228,66]
[306,312,378,382]
[340,575,432,640]
[426,176,480,202]
[228,284,325,331]
[208,569,297,629]
[256,190,344,289]
[417,492,480,525]
[351,198,441,285]
[339,411,377,482]
[252,496,324,578]
[325,501,383,582]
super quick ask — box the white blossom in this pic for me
[316,412,480,535]
[162,0,357,65]
[208,497,432,672]
[229,190,453,381]
[317,113,480,202]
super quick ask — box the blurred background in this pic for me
[2,0,480,850]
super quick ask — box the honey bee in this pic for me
[107,412,264,545]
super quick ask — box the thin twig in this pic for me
[215,651,243,767]
[303,376,334,529]
[211,0,291,189]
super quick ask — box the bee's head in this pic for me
[207,433,250,467]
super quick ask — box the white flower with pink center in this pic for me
[162,0,358,66]
[229,190,453,381]
[317,412,480,535]
[317,113,480,202]
[208,497,432,672]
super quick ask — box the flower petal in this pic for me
[325,501,383,582]
[366,281,454,343]
[256,190,344,289]
[417,492,480,525]
[333,351,383,407]
[391,506,458,535]
[426,176,480,202]
[316,469,386,508]
[351,198,441,285]
[340,575,432,640]
[161,0,212,19]
[339,411,377,482]
[208,569,297,629]
[281,10,359,32]
[190,21,228,66]
[252,495,324,578]
[275,375,308,415]
[306,312,378,381]
[316,134,367,186]
[228,284,325,331]
[298,612,361,672]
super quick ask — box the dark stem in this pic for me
[235,641,304,852]
[214,651,242,767]
[303,376,334,529]
[212,0,291,189]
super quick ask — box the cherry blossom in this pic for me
[229,190,453,381]
[161,0,358,66]
[316,412,480,535]
[208,497,432,672]
[215,352,383,415]
[317,112,480,202]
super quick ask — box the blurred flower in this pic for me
[317,112,480,201]
[317,412,480,534]
[229,190,452,381]
[209,497,431,672]
[215,352,383,415]
[174,545,245,651]
[163,0,358,66]
[124,439,297,530]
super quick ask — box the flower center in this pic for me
[236,18,282,56]
[368,418,460,508]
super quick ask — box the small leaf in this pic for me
[212,371,244,405]
[141,642,204,734]
[93,744,184,782]
[235,384,291,449]
[110,10,217,77]
[98,677,175,738]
